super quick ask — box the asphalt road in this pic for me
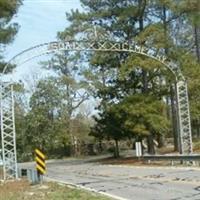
[41,158,200,200]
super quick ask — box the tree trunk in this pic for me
[197,119,200,138]
[147,134,155,154]
[98,139,103,153]
[114,139,120,158]
[158,134,165,148]
[198,122,200,138]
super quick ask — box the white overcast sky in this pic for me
[5,0,82,60]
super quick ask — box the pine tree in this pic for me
[59,0,200,154]
[0,0,21,72]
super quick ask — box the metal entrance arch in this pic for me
[0,39,193,180]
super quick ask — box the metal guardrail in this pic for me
[18,168,40,184]
[141,154,200,161]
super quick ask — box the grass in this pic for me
[0,180,111,200]
[193,139,200,153]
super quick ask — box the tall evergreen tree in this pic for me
[58,0,174,152]
[59,0,200,155]
[0,0,21,72]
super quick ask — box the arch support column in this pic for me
[0,82,18,180]
[176,81,193,154]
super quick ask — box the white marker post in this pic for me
[136,142,142,158]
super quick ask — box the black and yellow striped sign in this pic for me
[35,149,46,175]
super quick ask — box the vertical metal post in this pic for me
[11,84,18,179]
[0,90,6,180]
[176,80,193,154]
[0,82,18,180]
[174,82,182,154]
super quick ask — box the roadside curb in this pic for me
[45,177,128,200]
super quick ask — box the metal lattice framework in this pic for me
[0,83,18,180]
[176,81,193,154]
[0,39,193,180]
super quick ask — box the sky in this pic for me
[3,0,82,81]
[3,0,97,113]
[6,0,82,59]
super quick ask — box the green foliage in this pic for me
[91,94,169,141]
[57,0,200,152]
[11,0,200,158]
[11,48,94,160]
[24,78,62,153]
[122,94,169,136]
